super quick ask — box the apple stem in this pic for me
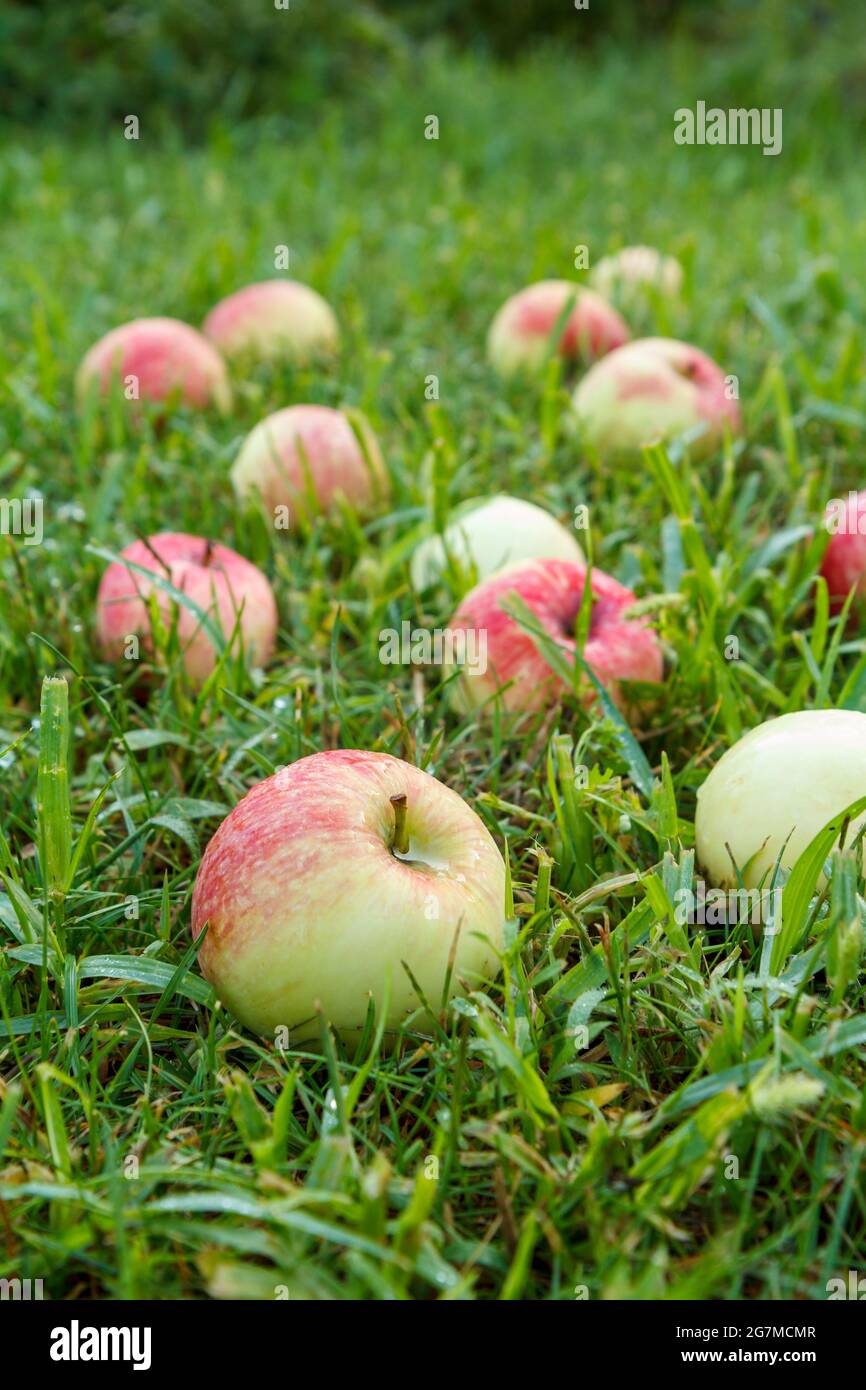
[390,792,410,856]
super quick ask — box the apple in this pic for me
[410,495,585,589]
[487,279,630,379]
[76,317,232,412]
[821,488,866,608]
[444,556,663,714]
[572,337,740,457]
[203,279,339,364]
[231,403,389,528]
[590,245,684,309]
[190,749,506,1038]
[696,710,866,889]
[96,531,278,685]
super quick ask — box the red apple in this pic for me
[203,279,339,364]
[821,489,866,608]
[230,403,389,527]
[487,280,630,379]
[445,557,663,714]
[190,749,506,1038]
[96,532,277,685]
[572,337,740,457]
[76,318,232,412]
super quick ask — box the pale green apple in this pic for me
[590,245,683,310]
[410,495,584,589]
[696,709,866,889]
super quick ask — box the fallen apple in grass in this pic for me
[444,556,663,714]
[191,749,506,1038]
[410,495,584,589]
[487,279,630,379]
[821,488,866,609]
[96,531,278,685]
[589,245,684,308]
[231,403,389,528]
[203,279,339,364]
[695,709,866,889]
[76,317,232,413]
[572,337,740,457]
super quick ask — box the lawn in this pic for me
[2,10,866,1300]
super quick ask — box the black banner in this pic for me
[4,1295,862,1375]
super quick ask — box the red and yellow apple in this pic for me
[696,710,866,888]
[572,337,740,457]
[487,280,629,379]
[203,279,339,364]
[96,531,277,685]
[445,556,663,714]
[76,318,232,412]
[191,749,506,1038]
[230,403,388,527]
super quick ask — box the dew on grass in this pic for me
[57,502,87,524]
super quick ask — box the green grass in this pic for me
[2,23,866,1300]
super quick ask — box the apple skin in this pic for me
[410,495,584,589]
[203,280,339,364]
[190,749,506,1039]
[96,531,278,685]
[695,710,866,889]
[572,337,740,457]
[821,489,866,608]
[231,404,389,526]
[445,556,663,714]
[487,280,630,379]
[590,245,684,308]
[76,318,232,412]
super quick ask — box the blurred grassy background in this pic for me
[2,0,865,139]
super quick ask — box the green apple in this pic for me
[696,710,866,888]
